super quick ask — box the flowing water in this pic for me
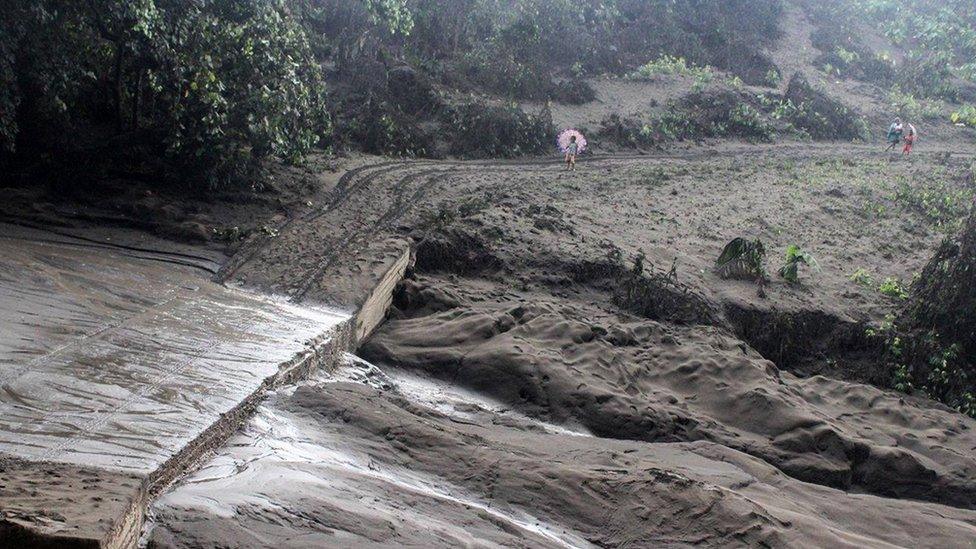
[144,355,597,548]
[0,224,347,473]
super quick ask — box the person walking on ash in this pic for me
[885,118,903,152]
[902,123,917,156]
[557,129,586,172]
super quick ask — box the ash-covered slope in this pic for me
[161,147,976,548]
[363,283,976,508]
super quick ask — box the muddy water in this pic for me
[145,355,595,548]
[0,223,347,472]
[342,355,593,439]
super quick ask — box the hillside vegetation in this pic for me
[803,0,976,102]
[0,0,786,189]
[1,0,974,188]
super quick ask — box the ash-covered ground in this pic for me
[147,145,976,547]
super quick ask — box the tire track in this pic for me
[0,220,220,275]
[291,168,451,303]
[218,161,416,283]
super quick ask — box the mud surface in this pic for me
[0,458,144,547]
[148,144,976,547]
[0,222,355,547]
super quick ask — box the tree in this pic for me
[1,0,331,188]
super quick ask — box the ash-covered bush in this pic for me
[784,74,867,140]
[626,55,713,80]
[677,91,776,142]
[597,115,661,148]
[550,79,597,105]
[809,24,897,84]
[598,91,776,148]
[444,102,553,158]
[337,101,437,158]
[886,211,976,417]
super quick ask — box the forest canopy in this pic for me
[1,0,332,187]
[0,0,786,189]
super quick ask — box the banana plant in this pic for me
[779,245,821,284]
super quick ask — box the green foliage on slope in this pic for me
[1,0,333,188]
[803,0,976,102]
[887,212,976,417]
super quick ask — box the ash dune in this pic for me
[363,284,976,508]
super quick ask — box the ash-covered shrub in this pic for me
[678,91,775,142]
[784,73,867,140]
[338,104,436,158]
[454,53,554,102]
[550,79,596,105]
[597,115,661,148]
[598,91,776,148]
[890,211,976,417]
[450,52,595,105]
[810,25,897,84]
[386,65,440,115]
[716,237,769,281]
[444,102,553,158]
[329,62,441,157]
[614,251,720,326]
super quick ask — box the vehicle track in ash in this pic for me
[290,167,453,302]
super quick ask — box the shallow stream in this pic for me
[143,355,596,548]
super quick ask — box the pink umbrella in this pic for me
[557,129,587,154]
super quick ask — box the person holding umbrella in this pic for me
[885,118,903,151]
[565,135,579,171]
[557,129,586,171]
